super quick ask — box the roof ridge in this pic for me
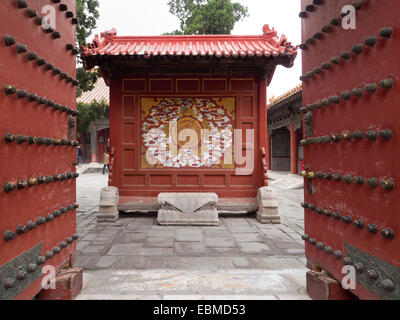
[82,24,298,59]
[268,83,302,107]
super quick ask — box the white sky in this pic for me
[91,0,302,100]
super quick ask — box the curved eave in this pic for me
[82,50,297,86]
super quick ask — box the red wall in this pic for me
[109,75,265,198]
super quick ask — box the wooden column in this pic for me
[90,123,98,163]
[266,130,270,170]
[109,77,120,189]
[290,123,297,174]
[268,134,272,170]
[259,78,268,186]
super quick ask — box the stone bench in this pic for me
[157,193,219,226]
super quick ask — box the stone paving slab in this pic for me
[249,257,306,270]
[202,230,232,238]
[175,242,207,256]
[227,226,259,234]
[75,215,308,269]
[96,256,118,269]
[140,248,175,257]
[196,257,236,270]
[144,239,175,248]
[208,247,241,256]
[233,233,265,242]
[204,238,236,248]
[232,257,251,268]
[112,256,149,269]
[164,257,205,270]
[80,245,110,255]
[118,233,148,243]
[107,244,143,256]
[238,242,271,254]
[148,230,176,238]
[175,232,204,242]
[75,172,309,299]
[75,255,100,271]
[284,248,305,255]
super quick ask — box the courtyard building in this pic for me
[77,76,110,163]
[267,84,303,174]
[82,26,297,214]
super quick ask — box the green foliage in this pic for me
[167,0,248,35]
[162,30,185,35]
[76,0,100,97]
[76,0,100,48]
[77,100,108,137]
[76,67,100,98]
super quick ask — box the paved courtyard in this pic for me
[75,169,309,300]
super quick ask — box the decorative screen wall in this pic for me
[110,76,261,198]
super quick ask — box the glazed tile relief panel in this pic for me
[140,97,236,169]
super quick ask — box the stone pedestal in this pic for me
[97,187,119,222]
[256,187,280,224]
[157,193,219,226]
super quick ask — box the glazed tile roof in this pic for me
[77,77,109,104]
[268,84,302,109]
[82,25,297,59]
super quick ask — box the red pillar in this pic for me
[290,123,297,174]
[266,131,270,170]
[91,123,98,163]
[259,78,268,186]
[267,134,272,170]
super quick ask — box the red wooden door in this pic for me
[300,0,400,299]
[0,0,79,300]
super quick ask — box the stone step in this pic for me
[76,269,309,300]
